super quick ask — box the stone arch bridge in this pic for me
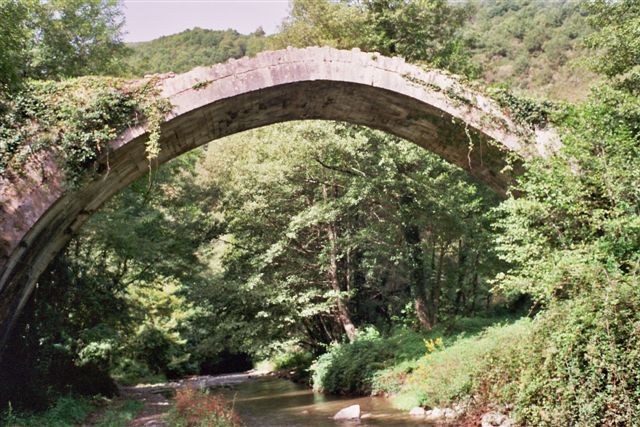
[0,47,558,351]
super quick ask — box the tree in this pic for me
[272,0,476,76]
[363,0,474,74]
[126,28,267,76]
[193,121,501,348]
[270,0,369,50]
[0,0,31,94]
[1,0,126,89]
[584,0,640,94]
[29,0,127,79]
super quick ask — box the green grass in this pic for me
[310,315,521,397]
[93,399,144,427]
[1,395,95,427]
[375,318,533,409]
[1,395,144,427]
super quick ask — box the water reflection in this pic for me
[214,377,436,427]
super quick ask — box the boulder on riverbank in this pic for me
[409,406,462,421]
[333,404,361,420]
[409,407,426,416]
[481,411,515,427]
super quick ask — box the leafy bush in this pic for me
[311,316,518,397]
[111,358,167,386]
[486,78,640,425]
[509,279,640,425]
[168,388,242,427]
[311,327,395,395]
[271,349,314,383]
[0,76,170,185]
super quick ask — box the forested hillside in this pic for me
[126,0,595,100]
[1,0,638,426]
[464,0,596,101]
[125,27,267,75]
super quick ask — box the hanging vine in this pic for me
[0,76,171,188]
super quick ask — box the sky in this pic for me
[122,0,291,43]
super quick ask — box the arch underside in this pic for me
[0,48,554,352]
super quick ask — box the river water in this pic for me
[215,376,437,427]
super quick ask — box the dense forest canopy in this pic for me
[1,0,639,426]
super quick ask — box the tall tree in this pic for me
[0,0,31,94]
[29,0,126,78]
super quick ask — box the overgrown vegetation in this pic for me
[1,396,94,427]
[0,396,144,427]
[0,77,170,185]
[168,388,242,427]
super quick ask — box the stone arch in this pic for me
[0,47,558,350]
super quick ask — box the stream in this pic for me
[213,376,437,426]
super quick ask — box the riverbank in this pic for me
[121,371,270,426]
[1,315,525,426]
[0,372,269,427]
[269,315,529,424]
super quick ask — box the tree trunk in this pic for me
[454,238,468,314]
[322,182,357,342]
[468,251,480,314]
[431,243,446,325]
[403,219,433,331]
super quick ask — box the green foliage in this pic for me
[270,0,369,51]
[0,76,171,185]
[28,0,127,79]
[306,315,526,401]
[463,0,596,101]
[489,87,557,128]
[1,395,94,427]
[480,3,640,421]
[272,0,476,76]
[93,399,144,427]
[494,85,639,303]
[126,27,267,75]
[364,0,477,75]
[0,0,31,94]
[4,3,638,424]
[192,120,502,354]
[0,0,126,91]
[273,0,595,99]
[271,349,315,383]
[584,0,640,94]
[111,358,167,386]
[374,319,533,409]
[311,327,392,395]
[508,279,640,425]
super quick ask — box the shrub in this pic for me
[311,317,518,397]
[168,388,243,427]
[311,327,393,395]
[111,358,167,386]
[509,278,640,425]
[272,349,314,383]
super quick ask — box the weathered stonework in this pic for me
[0,47,559,352]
